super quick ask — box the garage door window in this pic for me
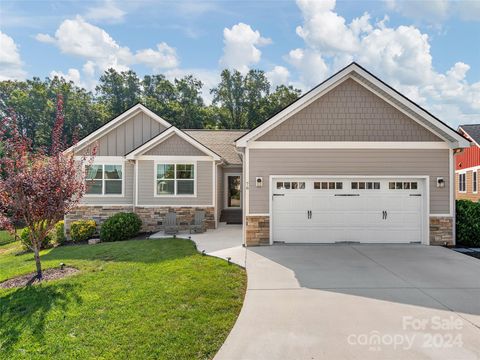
[389,181,418,190]
[277,181,305,190]
[351,181,380,190]
[314,182,342,190]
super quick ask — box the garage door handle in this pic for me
[334,194,360,196]
[409,194,422,196]
[273,194,285,196]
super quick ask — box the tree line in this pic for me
[0,68,301,150]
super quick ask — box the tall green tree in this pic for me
[96,69,141,117]
[211,69,246,129]
[210,69,301,129]
[173,75,205,129]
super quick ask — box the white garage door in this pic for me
[272,178,425,244]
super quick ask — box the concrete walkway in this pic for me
[215,244,480,360]
[150,223,246,266]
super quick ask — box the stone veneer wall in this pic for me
[135,207,215,232]
[429,216,454,246]
[65,206,215,236]
[245,215,270,246]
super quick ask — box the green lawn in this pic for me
[0,238,246,359]
[0,229,18,246]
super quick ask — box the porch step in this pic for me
[220,209,243,224]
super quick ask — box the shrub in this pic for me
[70,220,97,242]
[100,212,142,242]
[456,200,480,247]
[20,224,52,250]
[53,220,67,245]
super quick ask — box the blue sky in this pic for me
[1,0,479,127]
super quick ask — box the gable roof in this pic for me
[185,130,248,165]
[235,62,470,149]
[458,124,480,147]
[125,126,221,160]
[64,103,171,154]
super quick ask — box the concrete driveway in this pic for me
[214,244,480,360]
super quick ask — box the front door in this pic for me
[226,174,241,208]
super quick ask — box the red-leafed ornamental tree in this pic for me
[0,95,94,280]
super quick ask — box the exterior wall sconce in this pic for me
[437,177,445,188]
[256,177,263,188]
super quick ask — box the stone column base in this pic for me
[429,216,454,246]
[245,215,270,246]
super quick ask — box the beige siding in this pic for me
[216,165,223,221]
[248,149,450,214]
[145,134,206,156]
[79,112,166,156]
[258,79,441,142]
[138,160,213,206]
[80,161,134,205]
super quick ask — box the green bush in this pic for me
[20,225,52,250]
[456,200,480,247]
[100,212,142,242]
[70,220,97,242]
[53,220,67,245]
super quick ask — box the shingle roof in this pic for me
[184,130,248,165]
[459,124,480,145]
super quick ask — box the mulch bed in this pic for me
[0,267,79,289]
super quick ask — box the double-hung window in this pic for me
[458,173,466,193]
[473,171,478,194]
[156,163,195,196]
[85,164,123,195]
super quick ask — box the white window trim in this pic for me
[473,170,478,194]
[458,172,467,193]
[153,160,197,198]
[224,173,242,209]
[84,161,125,197]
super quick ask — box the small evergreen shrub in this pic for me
[70,220,97,242]
[53,220,67,245]
[456,200,480,247]
[100,212,142,242]
[20,224,52,250]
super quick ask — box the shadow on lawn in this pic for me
[39,238,198,264]
[0,283,82,354]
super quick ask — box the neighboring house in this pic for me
[455,124,480,202]
[65,62,469,247]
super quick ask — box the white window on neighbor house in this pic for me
[156,163,195,196]
[85,164,123,196]
[473,171,478,194]
[458,173,466,193]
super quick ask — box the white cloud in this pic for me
[135,42,179,71]
[266,66,290,89]
[220,22,271,73]
[295,0,362,54]
[36,16,179,84]
[289,0,480,127]
[85,0,126,23]
[286,48,329,87]
[0,31,26,80]
[50,68,82,85]
[386,0,480,23]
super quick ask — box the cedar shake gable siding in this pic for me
[257,79,441,142]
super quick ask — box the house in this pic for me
[65,63,469,246]
[455,124,480,202]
